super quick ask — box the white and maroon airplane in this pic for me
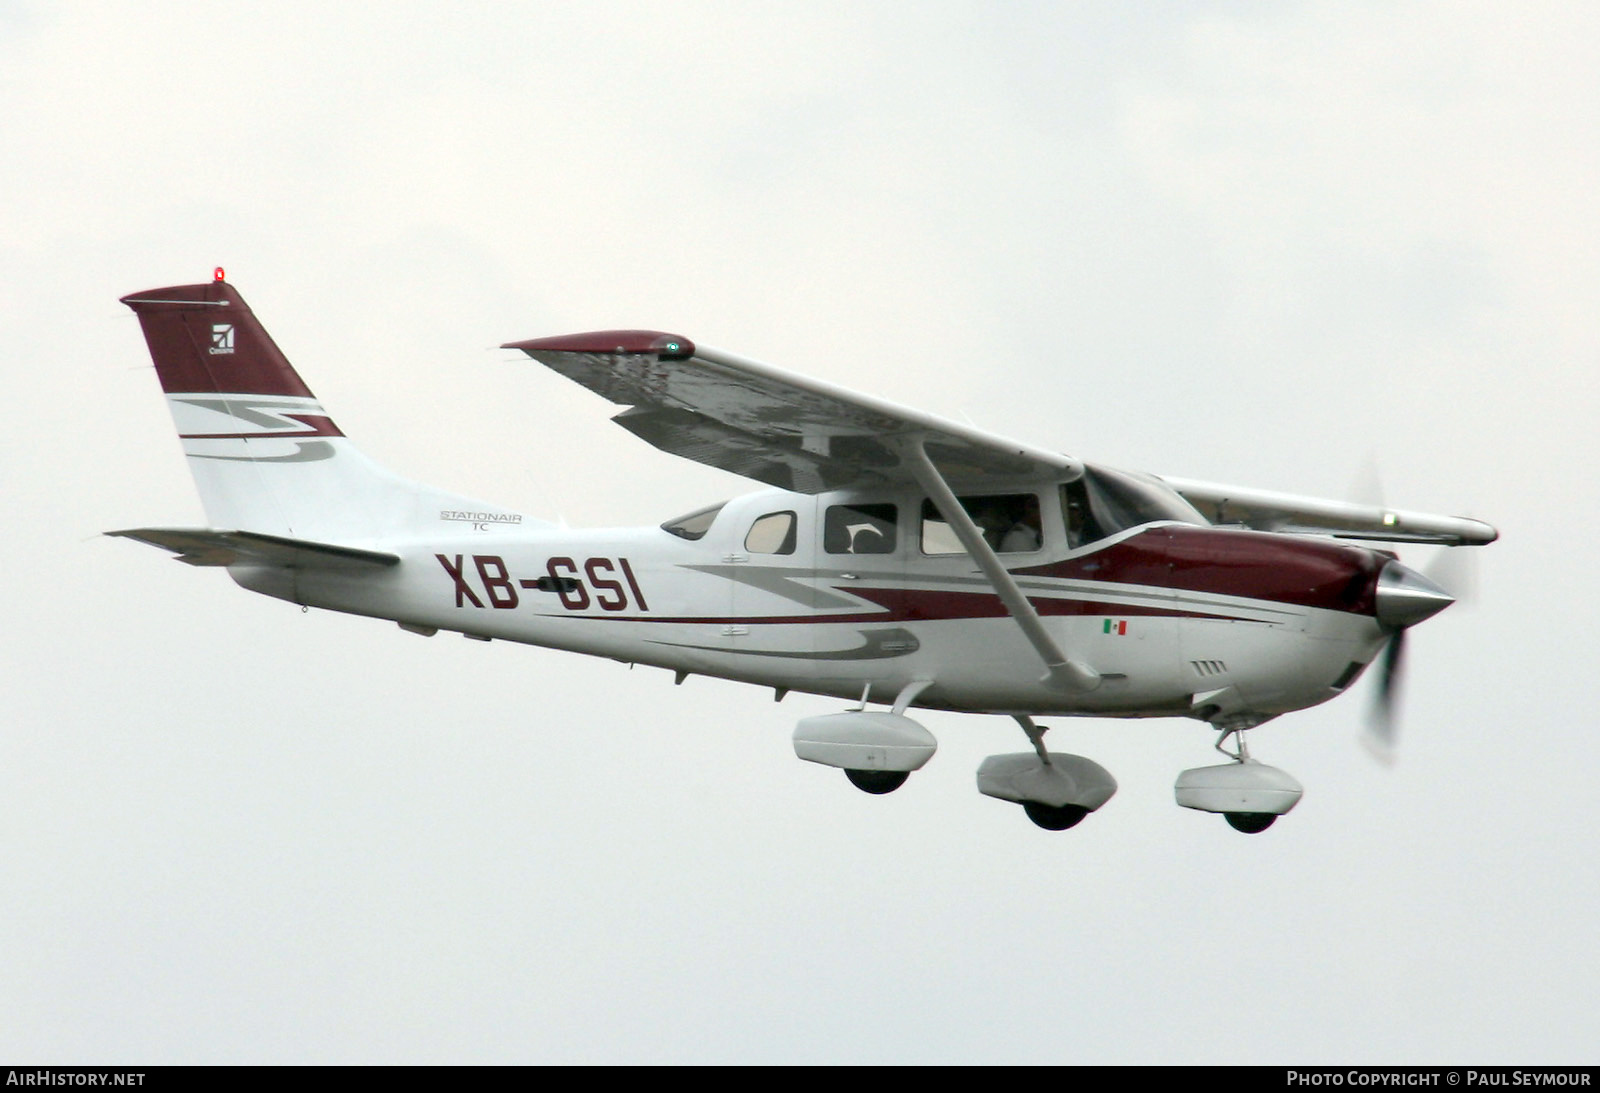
[112,271,1496,833]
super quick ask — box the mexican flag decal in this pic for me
[1102,619,1128,636]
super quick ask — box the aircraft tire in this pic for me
[1224,811,1277,834]
[844,769,909,795]
[1022,801,1089,831]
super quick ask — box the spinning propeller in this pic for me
[1363,552,1474,761]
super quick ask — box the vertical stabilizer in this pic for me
[121,277,323,403]
[121,276,533,542]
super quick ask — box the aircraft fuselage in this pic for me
[243,481,1393,721]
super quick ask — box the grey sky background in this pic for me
[4,0,1596,1063]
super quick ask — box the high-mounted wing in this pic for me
[1157,476,1497,546]
[501,331,1080,492]
[504,330,1100,690]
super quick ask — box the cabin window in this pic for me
[824,503,897,554]
[661,502,726,541]
[745,511,798,555]
[920,494,1042,554]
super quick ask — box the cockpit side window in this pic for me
[745,511,797,555]
[661,502,726,541]
[920,494,1043,554]
[1061,480,1105,549]
[824,503,897,554]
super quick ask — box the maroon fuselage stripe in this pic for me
[833,586,1240,623]
[558,590,1264,627]
[1013,526,1383,615]
[533,527,1384,625]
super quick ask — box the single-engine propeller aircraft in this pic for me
[113,272,1496,833]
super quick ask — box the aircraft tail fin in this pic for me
[120,275,535,544]
[120,275,324,404]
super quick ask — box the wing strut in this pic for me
[896,437,1100,693]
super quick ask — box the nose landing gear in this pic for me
[1175,722,1303,834]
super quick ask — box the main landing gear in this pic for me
[793,681,940,795]
[975,715,1117,831]
[1174,723,1303,834]
[792,685,1117,831]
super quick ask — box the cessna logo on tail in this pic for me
[209,324,235,355]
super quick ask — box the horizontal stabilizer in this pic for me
[107,527,400,569]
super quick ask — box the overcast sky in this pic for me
[4,0,1597,1064]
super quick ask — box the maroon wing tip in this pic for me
[502,330,695,361]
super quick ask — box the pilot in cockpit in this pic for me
[1063,482,1090,549]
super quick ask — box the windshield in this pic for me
[661,501,726,541]
[1065,466,1207,546]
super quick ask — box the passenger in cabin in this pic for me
[1000,494,1043,553]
